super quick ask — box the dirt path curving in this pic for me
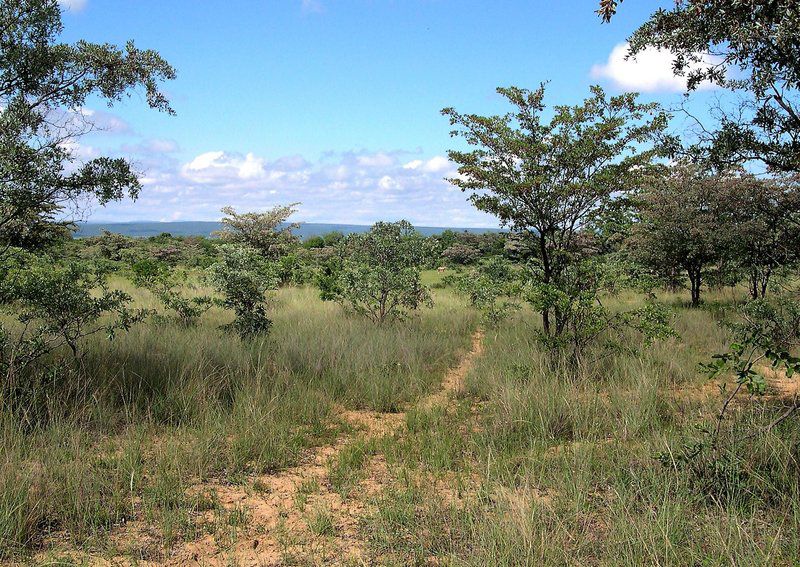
[159,329,485,567]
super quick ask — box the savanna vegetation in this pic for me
[2,0,800,565]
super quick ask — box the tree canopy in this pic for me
[628,0,800,173]
[0,0,175,253]
[213,204,300,260]
[442,84,667,335]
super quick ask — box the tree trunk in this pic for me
[688,268,701,307]
[538,232,553,336]
[542,309,551,335]
[749,271,759,300]
[761,268,771,298]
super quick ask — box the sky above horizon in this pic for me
[58,0,715,227]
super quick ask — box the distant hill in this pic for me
[73,221,503,239]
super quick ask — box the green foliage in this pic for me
[0,251,145,393]
[213,204,300,260]
[631,165,726,306]
[206,245,278,339]
[333,221,433,324]
[317,255,343,302]
[302,230,344,249]
[443,83,667,338]
[718,175,800,299]
[523,257,676,366]
[0,0,174,252]
[131,259,212,326]
[629,0,800,173]
[448,256,520,328]
[440,243,480,266]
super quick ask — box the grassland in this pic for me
[2,275,800,565]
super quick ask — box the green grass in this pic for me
[0,282,477,560]
[4,277,800,564]
[363,291,800,565]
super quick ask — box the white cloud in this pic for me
[402,155,453,174]
[182,151,268,182]
[89,148,497,228]
[377,175,400,190]
[58,0,87,12]
[590,42,719,93]
[356,153,395,167]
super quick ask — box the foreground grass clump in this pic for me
[0,284,476,559]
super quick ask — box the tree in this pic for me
[213,204,300,260]
[334,221,432,324]
[206,245,278,339]
[631,165,725,306]
[443,84,667,336]
[717,175,800,299]
[628,0,800,173]
[440,243,480,266]
[0,252,145,389]
[0,0,175,252]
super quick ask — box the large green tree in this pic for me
[631,165,726,306]
[443,84,667,336]
[627,0,800,172]
[0,0,175,252]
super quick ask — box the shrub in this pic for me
[131,259,212,326]
[206,245,278,338]
[333,221,433,324]
[440,243,480,266]
[0,251,145,392]
[448,256,520,327]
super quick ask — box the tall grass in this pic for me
[367,291,800,565]
[0,283,477,559]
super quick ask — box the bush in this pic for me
[333,221,433,324]
[131,259,212,326]
[448,256,520,327]
[0,251,145,394]
[206,245,278,338]
[440,243,480,266]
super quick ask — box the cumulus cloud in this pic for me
[182,151,269,182]
[591,42,719,93]
[403,155,451,173]
[58,0,87,12]
[89,148,497,228]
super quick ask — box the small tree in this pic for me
[443,84,667,337]
[718,175,800,299]
[334,221,432,324]
[206,245,278,339]
[213,204,300,260]
[631,166,726,306]
[0,252,145,389]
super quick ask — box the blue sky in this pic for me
[58,0,712,227]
